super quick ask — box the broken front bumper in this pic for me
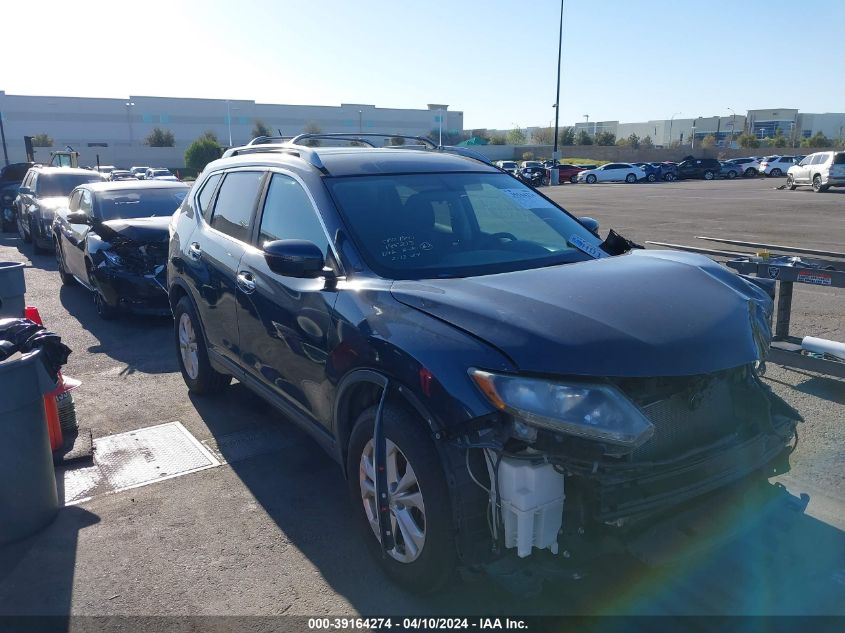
[91,265,170,316]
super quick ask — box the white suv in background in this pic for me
[787,151,845,192]
[758,155,799,177]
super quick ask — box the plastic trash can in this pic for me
[0,348,59,545]
[0,262,26,318]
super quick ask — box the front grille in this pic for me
[618,368,752,462]
[114,243,167,274]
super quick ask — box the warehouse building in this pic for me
[0,91,464,167]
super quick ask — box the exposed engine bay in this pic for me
[443,364,801,569]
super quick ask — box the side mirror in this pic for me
[18,186,33,195]
[263,239,325,278]
[66,211,92,225]
[579,216,600,236]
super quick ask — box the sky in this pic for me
[3,0,844,130]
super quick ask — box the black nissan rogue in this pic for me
[167,134,800,592]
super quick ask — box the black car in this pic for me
[0,162,34,232]
[675,157,721,180]
[167,135,799,593]
[16,167,106,252]
[54,180,189,319]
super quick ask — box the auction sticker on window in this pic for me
[501,188,555,209]
[569,234,608,259]
[797,270,832,286]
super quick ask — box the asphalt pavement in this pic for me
[0,177,843,617]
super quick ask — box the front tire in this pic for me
[703,170,715,180]
[664,172,676,181]
[173,296,232,394]
[55,240,76,285]
[786,175,797,190]
[647,173,656,182]
[728,170,737,179]
[569,175,578,184]
[347,403,455,593]
[586,174,597,184]
[18,212,31,243]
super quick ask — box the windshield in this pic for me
[95,187,188,220]
[500,162,517,169]
[327,172,604,279]
[37,173,104,197]
[152,170,171,176]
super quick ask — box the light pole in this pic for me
[125,102,135,147]
[226,101,233,146]
[727,107,736,148]
[668,112,681,146]
[438,108,443,146]
[691,117,699,150]
[358,110,363,134]
[0,111,8,166]
[552,0,563,161]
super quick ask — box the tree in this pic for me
[531,127,553,145]
[700,134,717,149]
[185,133,222,172]
[558,126,575,146]
[522,151,535,161]
[595,131,616,146]
[32,133,53,147]
[389,136,405,146]
[303,121,322,146]
[615,137,629,147]
[575,130,593,145]
[641,135,654,149]
[738,133,760,149]
[252,119,272,139]
[470,128,490,140]
[769,130,787,148]
[801,131,832,148]
[145,127,175,147]
[506,127,526,145]
[489,135,506,145]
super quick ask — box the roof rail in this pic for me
[221,143,327,172]
[247,135,295,146]
[287,132,438,149]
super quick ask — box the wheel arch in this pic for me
[333,368,446,474]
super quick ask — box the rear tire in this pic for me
[745,168,757,177]
[703,170,715,180]
[647,173,656,182]
[173,296,232,394]
[812,175,828,193]
[770,168,782,177]
[347,403,455,593]
[569,175,578,184]
[625,173,637,183]
[728,170,737,179]
[664,173,676,182]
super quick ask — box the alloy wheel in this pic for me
[359,437,426,564]
[178,313,200,380]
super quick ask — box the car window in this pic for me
[833,153,845,165]
[36,172,103,197]
[197,173,222,219]
[209,171,263,242]
[258,174,331,260]
[327,172,604,279]
[96,187,189,221]
[80,190,93,214]
[68,190,82,211]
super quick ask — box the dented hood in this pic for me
[98,216,170,243]
[390,250,772,378]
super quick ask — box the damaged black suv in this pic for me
[167,133,801,593]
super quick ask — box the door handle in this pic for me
[236,271,256,294]
[188,242,202,261]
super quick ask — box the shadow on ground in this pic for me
[58,284,174,375]
[187,387,845,616]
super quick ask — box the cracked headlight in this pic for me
[102,250,125,267]
[469,369,654,449]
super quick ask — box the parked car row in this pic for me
[2,132,802,594]
[89,165,177,181]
